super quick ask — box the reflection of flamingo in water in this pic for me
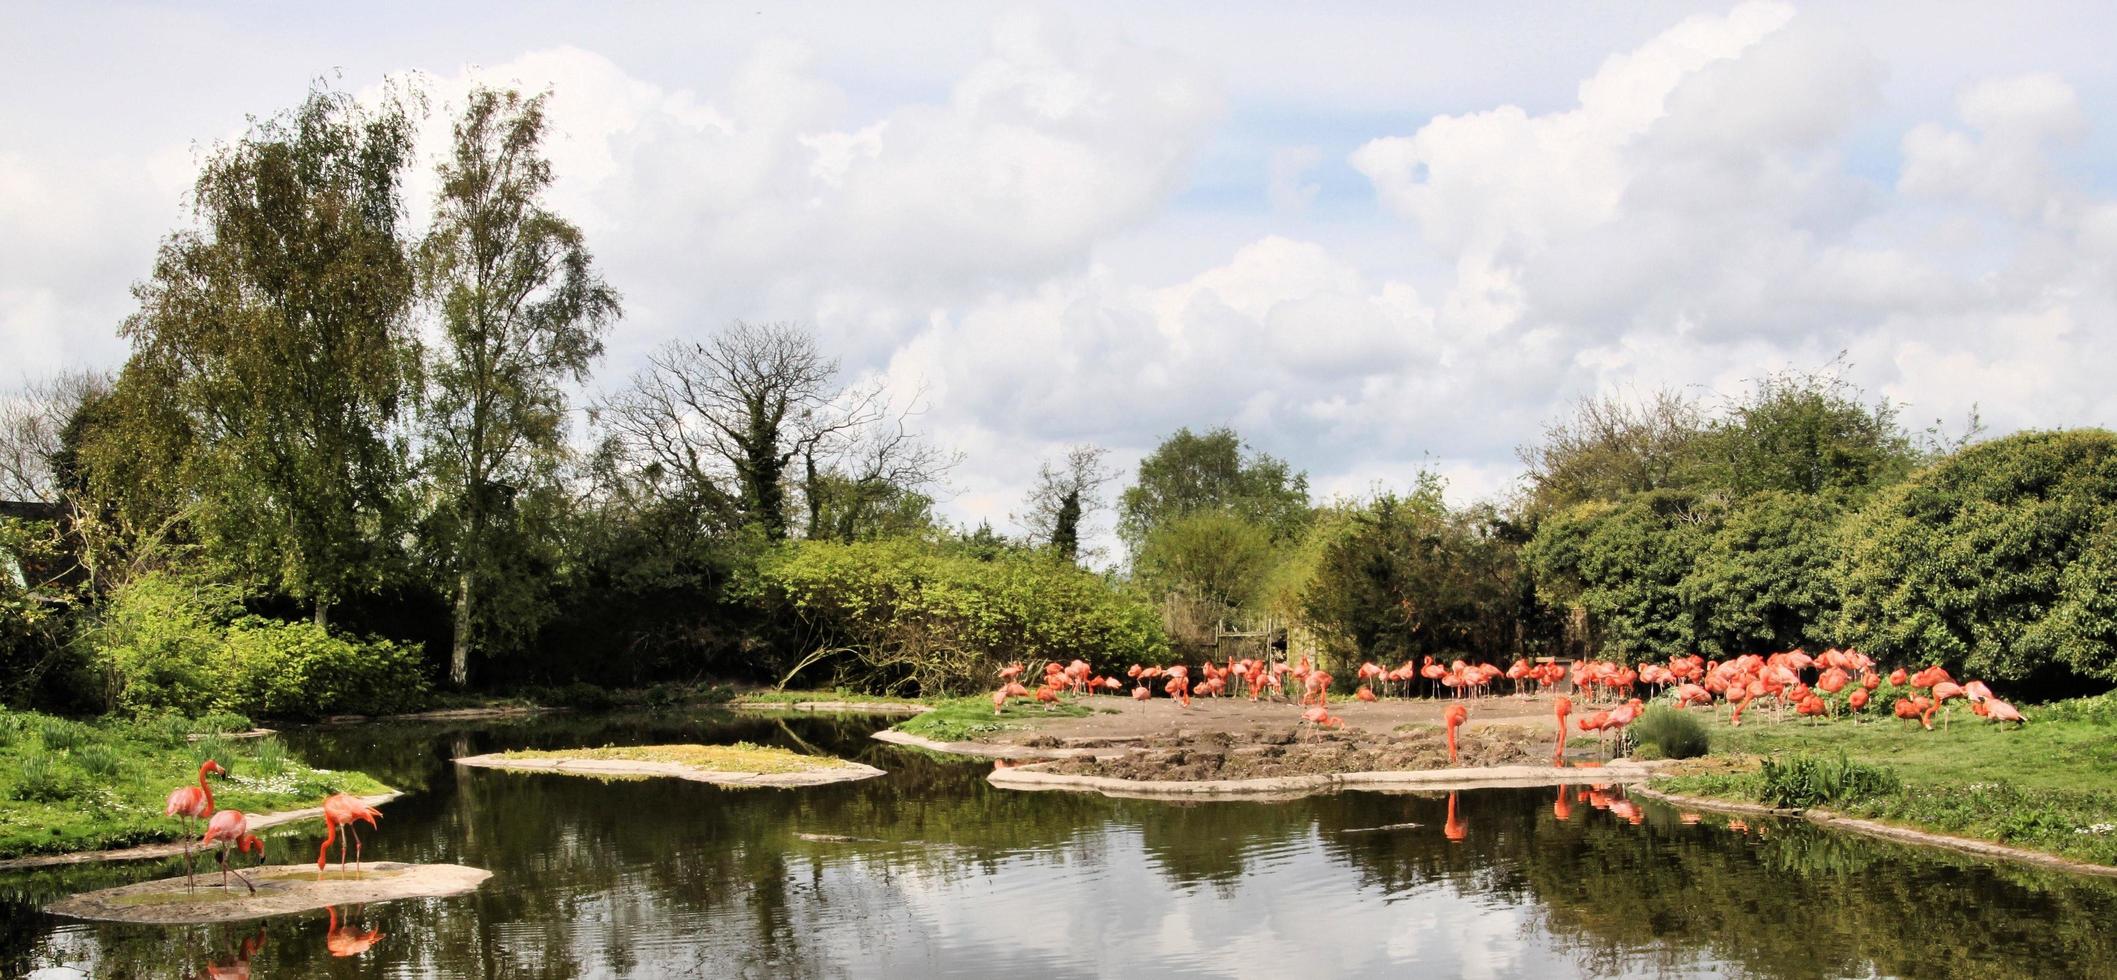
[1552,784,1572,821]
[1443,792,1466,842]
[201,926,267,980]
[326,905,387,957]
[319,793,384,878]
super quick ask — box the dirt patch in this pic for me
[45,862,491,924]
[949,693,1570,748]
[1035,724,1548,781]
[0,793,402,872]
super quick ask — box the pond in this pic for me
[3,710,2113,978]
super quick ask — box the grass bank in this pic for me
[893,696,1091,742]
[0,709,392,860]
[728,689,930,708]
[1651,692,2117,866]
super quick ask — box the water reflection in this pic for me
[324,907,383,958]
[200,927,265,980]
[1,710,2112,978]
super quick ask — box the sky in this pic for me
[6,1,2117,553]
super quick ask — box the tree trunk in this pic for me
[313,601,329,629]
[451,570,473,688]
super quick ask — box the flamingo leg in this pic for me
[352,825,364,877]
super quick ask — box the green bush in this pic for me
[222,617,429,719]
[1630,705,1710,759]
[754,538,1169,695]
[88,571,431,720]
[1759,753,1902,809]
[12,754,82,803]
[1840,429,2117,683]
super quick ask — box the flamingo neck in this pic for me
[197,763,215,813]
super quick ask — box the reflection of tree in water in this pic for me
[1316,785,2117,980]
[17,713,2117,977]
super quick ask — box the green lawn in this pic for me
[1653,692,2117,865]
[0,709,392,860]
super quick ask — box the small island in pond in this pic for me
[454,743,884,788]
[46,862,491,924]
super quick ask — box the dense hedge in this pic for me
[86,572,431,718]
[753,538,1168,695]
[1840,429,2117,684]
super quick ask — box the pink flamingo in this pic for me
[319,793,384,878]
[1444,704,1468,764]
[201,809,264,892]
[164,759,225,890]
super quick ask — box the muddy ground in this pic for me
[1028,723,1553,781]
[986,691,1572,745]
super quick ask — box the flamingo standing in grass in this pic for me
[164,759,225,890]
[1444,704,1468,764]
[319,793,384,878]
[201,809,263,893]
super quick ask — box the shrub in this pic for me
[221,617,430,719]
[1840,428,2117,684]
[12,754,82,803]
[754,538,1169,695]
[1629,705,1710,759]
[86,571,431,720]
[1759,753,1901,809]
[75,744,122,779]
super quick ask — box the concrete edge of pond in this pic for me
[0,792,403,871]
[986,760,1674,800]
[43,862,491,924]
[184,728,278,742]
[732,701,932,715]
[871,729,1131,759]
[454,753,886,788]
[1632,786,2117,879]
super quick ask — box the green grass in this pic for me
[1652,692,2117,865]
[493,741,852,774]
[0,708,393,860]
[893,695,1090,742]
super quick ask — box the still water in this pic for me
[3,710,2112,978]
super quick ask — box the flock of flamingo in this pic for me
[161,759,384,893]
[989,646,2028,765]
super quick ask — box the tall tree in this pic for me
[1519,389,1706,511]
[120,83,421,625]
[599,322,945,541]
[1015,445,1115,562]
[420,87,620,687]
[1117,427,1310,549]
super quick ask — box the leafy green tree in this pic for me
[1118,427,1310,548]
[419,86,620,687]
[1133,510,1277,613]
[1302,478,1527,665]
[1680,490,1845,655]
[119,82,421,625]
[1525,490,1718,659]
[1519,390,1706,512]
[1694,367,1918,498]
[1839,429,2117,684]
